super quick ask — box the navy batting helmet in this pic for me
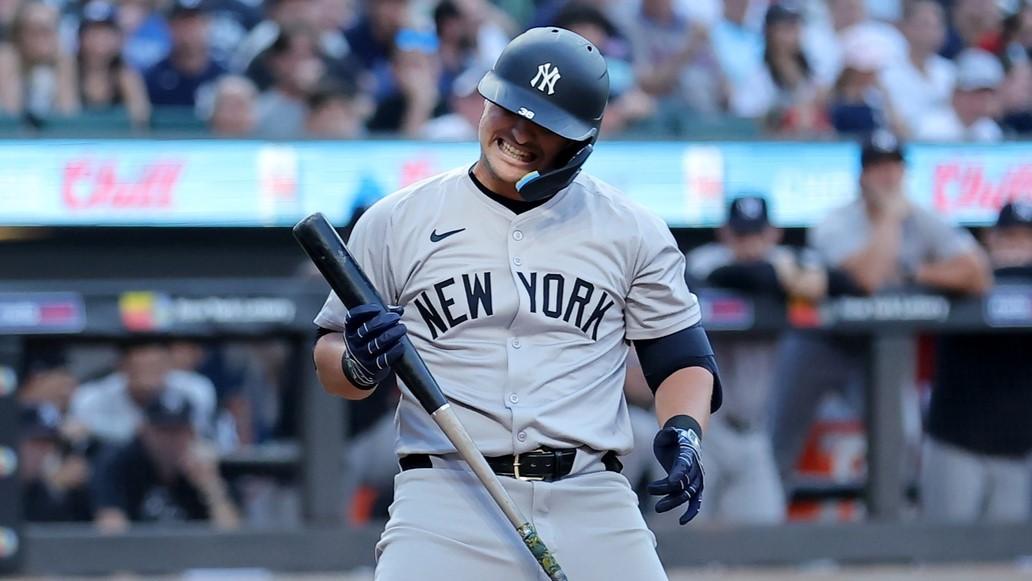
[478,27,610,200]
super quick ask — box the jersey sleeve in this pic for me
[625,212,702,341]
[313,203,398,331]
[920,209,977,262]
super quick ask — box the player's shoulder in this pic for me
[571,172,667,229]
[353,166,468,228]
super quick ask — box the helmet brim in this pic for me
[477,70,598,142]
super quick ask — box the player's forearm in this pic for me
[314,333,377,400]
[653,367,714,433]
[915,251,993,295]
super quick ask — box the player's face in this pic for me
[987,226,1032,268]
[860,159,905,199]
[477,101,570,192]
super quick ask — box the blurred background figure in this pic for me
[738,4,830,136]
[91,391,240,533]
[76,0,150,128]
[0,0,79,120]
[769,131,992,494]
[627,0,726,123]
[419,63,483,140]
[254,25,326,138]
[344,0,410,73]
[913,48,1004,142]
[999,5,1032,136]
[144,0,224,109]
[880,0,954,138]
[827,34,901,135]
[118,0,172,72]
[304,76,372,138]
[70,338,215,446]
[19,403,93,523]
[940,0,1003,59]
[366,27,444,136]
[683,195,829,524]
[922,201,1032,523]
[208,73,258,136]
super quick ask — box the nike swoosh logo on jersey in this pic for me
[430,228,466,243]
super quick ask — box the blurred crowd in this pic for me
[16,337,297,531]
[0,0,1029,139]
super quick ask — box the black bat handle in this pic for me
[293,213,448,412]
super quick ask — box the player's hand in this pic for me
[647,424,704,525]
[342,304,407,388]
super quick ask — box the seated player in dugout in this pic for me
[312,28,721,580]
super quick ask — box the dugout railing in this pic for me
[2,278,1032,574]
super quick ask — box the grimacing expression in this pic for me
[477,101,570,186]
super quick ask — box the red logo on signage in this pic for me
[62,159,184,210]
[932,161,1032,213]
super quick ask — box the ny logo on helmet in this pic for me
[531,63,561,95]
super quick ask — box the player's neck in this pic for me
[471,160,522,201]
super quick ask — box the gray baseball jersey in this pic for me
[315,166,701,457]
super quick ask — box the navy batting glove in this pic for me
[341,304,406,389]
[647,416,705,525]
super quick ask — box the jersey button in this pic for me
[517,431,527,442]
[511,338,521,348]
[512,230,524,241]
[512,257,522,266]
[509,393,519,404]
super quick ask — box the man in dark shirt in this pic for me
[923,201,1032,522]
[19,404,92,522]
[344,0,410,72]
[91,390,239,532]
[144,0,226,108]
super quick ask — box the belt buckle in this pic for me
[512,449,546,481]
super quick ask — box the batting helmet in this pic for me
[478,27,610,200]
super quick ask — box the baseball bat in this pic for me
[293,213,567,581]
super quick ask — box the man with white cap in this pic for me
[914,48,1004,142]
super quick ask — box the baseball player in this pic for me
[312,27,722,580]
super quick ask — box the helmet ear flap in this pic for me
[515,143,593,201]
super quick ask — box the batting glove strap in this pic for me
[341,341,380,390]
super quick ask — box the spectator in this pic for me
[118,0,172,72]
[880,0,955,138]
[366,28,445,136]
[827,34,901,135]
[681,195,835,524]
[0,0,20,40]
[940,0,1003,60]
[208,73,257,136]
[737,4,829,135]
[201,0,262,68]
[0,1,79,119]
[144,0,225,108]
[420,64,482,140]
[769,131,992,491]
[305,76,371,138]
[254,25,326,138]
[70,338,216,445]
[344,0,410,72]
[803,0,906,88]
[19,404,93,522]
[923,201,1032,523]
[434,0,511,87]
[626,0,726,117]
[712,0,763,116]
[1002,1,1032,61]
[999,48,1032,135]
[77,1,150,128]
[91,391,240,532]
[233,0,356,89]
[552,3,655,136]
[913,48,1004,142]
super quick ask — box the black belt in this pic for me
[399,448,622,482]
